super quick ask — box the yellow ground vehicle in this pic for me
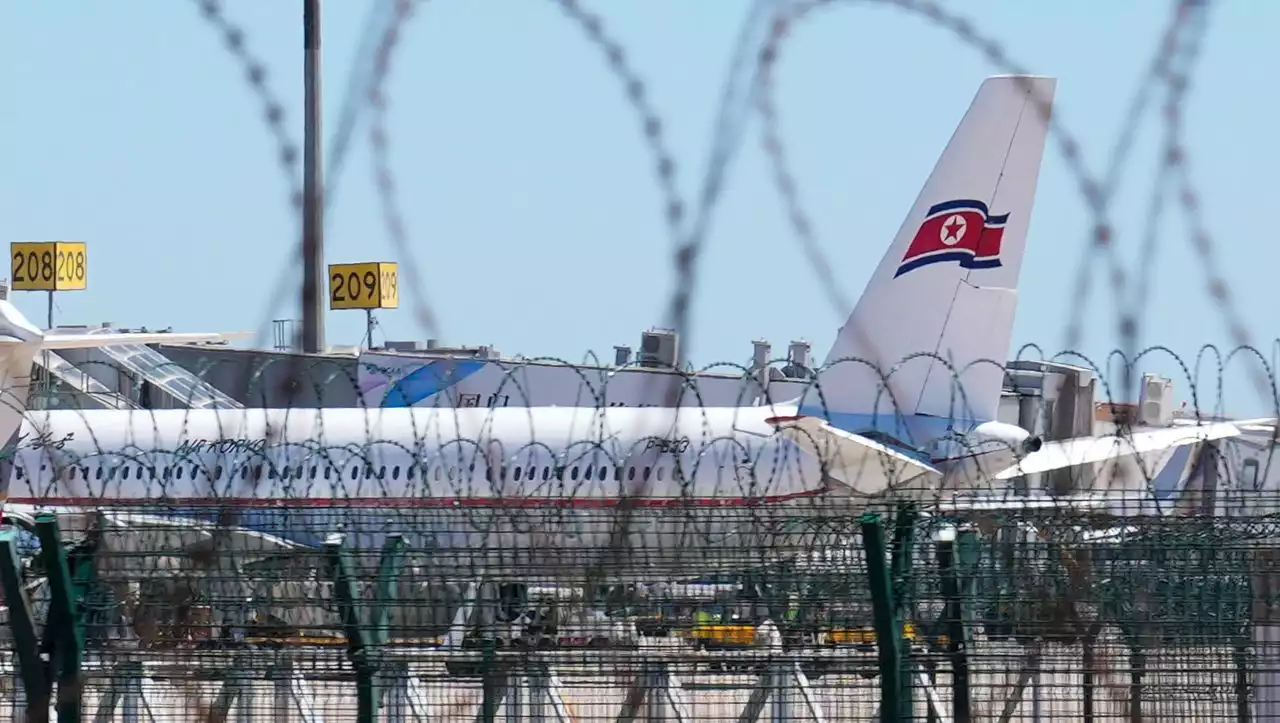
[688,622,759,648]
[686,602,766,650]
[823,620,919,647]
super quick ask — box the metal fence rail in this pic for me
[3,500,1280,721]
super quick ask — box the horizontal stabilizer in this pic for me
[767,415,942,497]
[991,422,1242,481]
[1173,416,1276,434]
[42,330,252,350]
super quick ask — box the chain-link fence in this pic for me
[2,344,1280,721]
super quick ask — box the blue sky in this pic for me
[3,1,1277,415]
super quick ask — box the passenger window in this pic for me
[598,466,607,482]
[95,467,103,481]
[643,467,651,482]
[628,467,636,481]
[122,467,131,480]
[392,466,401,480]
[614,466,622,482]
[310,466,318,480]
[350,466,358,481]
[585,465,593,480]
[570,467,579,481]
[542,466,550,481]
[215,465,224,479]
[513,466,522,482]
[325,466,332,480]
[657,466,665,482]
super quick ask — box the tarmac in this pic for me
[0,637,1253,722]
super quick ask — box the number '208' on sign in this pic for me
[10,242,88,292]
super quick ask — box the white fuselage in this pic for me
[2,406,842,582]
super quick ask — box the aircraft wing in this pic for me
[766,415,942,496]
[989,421,1243,481]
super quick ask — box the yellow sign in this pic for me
[10,241,88,292]
[328,262,398,310]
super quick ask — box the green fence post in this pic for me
[326,534,408,723]
[862,512,905,723]
[479,638,502,723]
[35,512,85,723]
[955,527,981,610]
[1082,623,1099,723]
[0,515,93,723]
[326,537,378,723]
[0,527,49,722]
[1129,643,1145,723]
[371,535,406,647]
[937,525,970,723]
[1234,628,1251,723]
[890,503,917,715]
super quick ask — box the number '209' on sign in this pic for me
[10,242,88,292]
[328,262,398,310]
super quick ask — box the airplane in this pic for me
[0,75,1245,591]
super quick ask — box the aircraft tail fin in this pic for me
[798,75,1056,445]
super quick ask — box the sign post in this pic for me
[10,241,88,328]
[327,262,399,349]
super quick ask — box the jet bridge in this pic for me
[86,333,243,410]
[31,350,138,410]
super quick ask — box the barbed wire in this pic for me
[8,1,1276,719]
[7,349,1280,717]
[178,0,1242,405]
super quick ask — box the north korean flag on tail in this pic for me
[893,199,1009,278]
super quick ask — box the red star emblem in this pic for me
[943,218,964,242]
